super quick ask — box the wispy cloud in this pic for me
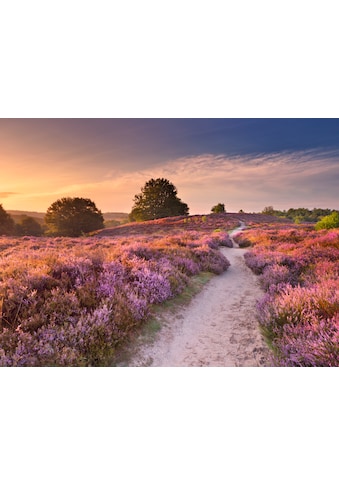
[57,148,339,212]
[4,148,339,213]
[0,192,18,198]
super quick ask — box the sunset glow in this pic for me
[1,119,339,214]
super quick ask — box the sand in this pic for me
[126,225,271,367]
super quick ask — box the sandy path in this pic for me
[127,226,271,367]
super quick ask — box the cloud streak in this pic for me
[0,192,18,198]
[2,148,339,214]
[161,149,339,212]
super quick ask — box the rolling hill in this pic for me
[7,210,129,226]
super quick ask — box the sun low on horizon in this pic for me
[1,118,339,215]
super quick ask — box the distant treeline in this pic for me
[0,204,130,237]
[262,206,337,223]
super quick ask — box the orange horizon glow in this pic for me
[1,119,339,215]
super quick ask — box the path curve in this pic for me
[128,224,271,367]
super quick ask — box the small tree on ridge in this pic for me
[211,203,225,214]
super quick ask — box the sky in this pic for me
[1,118,339,215]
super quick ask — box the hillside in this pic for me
[97,212,287,237]
[8,210,45,225]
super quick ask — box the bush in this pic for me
[315,211,339,230]
[16,216,43,236]
[243,225,339,366]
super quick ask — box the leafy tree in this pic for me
[0,204,15,235]
[262,206,275,215]
[45,197,104,236]
[315,211,339,230]
[211,203,225,214]
[129,178,189,221]
[16,216,43,236]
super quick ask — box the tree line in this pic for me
[0,178,189,237]
[2,178,338,237]
[262,205,337,223]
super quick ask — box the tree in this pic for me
[0,204,15,235]
[262,206,275,215]
[45,197,104,236]
[16,216,43,236]
[315,211,339,230]
[129,178,189,221]
[211,203,225,214]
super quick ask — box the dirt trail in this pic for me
[127,224,271,367]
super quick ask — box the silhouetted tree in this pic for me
[16,216,43,236]
[45,197,104,236]
[129,178,189,221]
[211,203,225,214]
[0,204,15,235]
[262,206,275,215]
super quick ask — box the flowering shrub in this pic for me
[0,231,231,366]
[243,226,339,366]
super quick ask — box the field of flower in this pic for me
[98,212,284,238]
[0,228,233,366]
[234,225,339,366]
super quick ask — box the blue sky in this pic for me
[1,118,338,214]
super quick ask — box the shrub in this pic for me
[0,230,231,366]
[315,212,339,230]
[243,224,339,366]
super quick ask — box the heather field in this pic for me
[234,225,339,366]
[0,219,236,366]
[2,210,337,367]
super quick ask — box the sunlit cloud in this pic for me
[0,192,18,198]
[2,145,339,214]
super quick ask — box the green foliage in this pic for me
[16,216,43,236]
[129,178,189,221]
[315,211,339,230]
[211,203,225,214]
[0,205,15,235]
[269,207,335,223]
[45,197,104,236]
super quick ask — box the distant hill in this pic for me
[103,212,129,222]
[7,210,129,226]
[97,212,288,238]
[8,210,46,224]
[8,210,45,219]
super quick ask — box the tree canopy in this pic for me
[45,197,104,236]
[16,216,43,236]
[262,206,275,215]
[0,204,15,235]
[262,206,335,223]
[129,178,189,221]
[211,203,225,214]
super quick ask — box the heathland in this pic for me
[0,211,338,366]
